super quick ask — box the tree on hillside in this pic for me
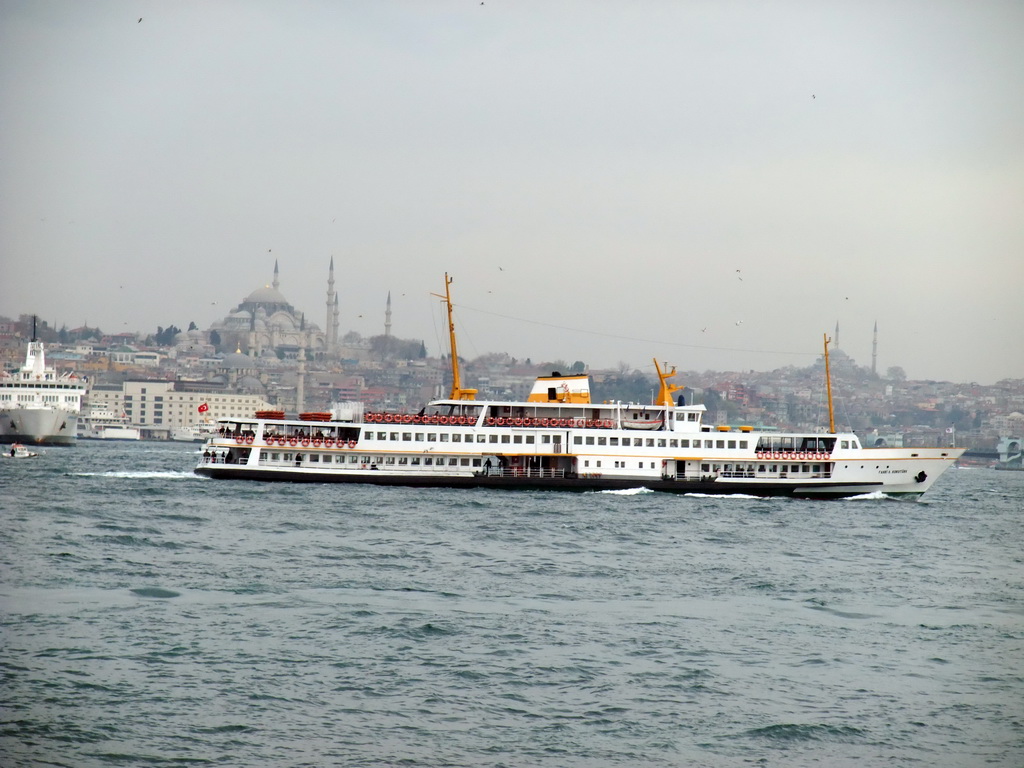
[154,325,181,346]
[886,366,907,382]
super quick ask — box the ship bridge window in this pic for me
[489,435,498,443]
[501,435,510,443]
[728,440,736,449]
[440,434,449,442]
[680,439,689,448]
[574,436,582,445]
[513,435,522,444]
[670,439,678,448]
[586,436,594,445]
[597,436,606,445]
[403,433,412,441]
[688,413,698,421]
[610,437,619,446]
[452,434,462,443]
[525,435,535,444]
[390,432,399,441]
[416,433,424,441]
[476,434,486,443]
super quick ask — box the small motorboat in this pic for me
[4,443,40,459]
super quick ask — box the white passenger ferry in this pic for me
[195,277,963,499]
[1,320,85,446]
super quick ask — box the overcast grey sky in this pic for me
[2,1,1022,383]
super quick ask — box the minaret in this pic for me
[326,257,336,349]
[296,343,306,414]
[248,313,257,357]
[332,295,340,352]
[872,321,878,375]
[385,291,392,338]
[834,321,840,350]
[272,259,280,291]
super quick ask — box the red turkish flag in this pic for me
[198,403,209,413]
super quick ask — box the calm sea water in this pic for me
[1,441,1022,767]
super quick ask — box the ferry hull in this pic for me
[194,464,899,499]
[0,408,78,446]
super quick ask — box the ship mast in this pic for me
[653,358,682,407]
[823,333,836,434]
[434,274,477,401]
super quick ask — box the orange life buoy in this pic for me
[324,438,333,447]
[245,436,254,444]
[301,438,310,447]
[289,437,297,446]
[313,439,322,447]
[486,417,495,426]
[235,436,244,444]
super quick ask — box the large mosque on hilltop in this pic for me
[208,259,378,360]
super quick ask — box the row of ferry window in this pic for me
[366,430,749,450]
[371,431,543,445]
[1,393,79,403]
[268,452,482,467]
[577,436,749,449]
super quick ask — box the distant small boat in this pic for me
[171,421,219,442]
[77,405,141,441]
[4,443,40,459]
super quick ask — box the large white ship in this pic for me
[194,276,964,499]
[1,325,86,446]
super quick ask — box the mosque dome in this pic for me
[222,350,255,369]
[245,285,289,305]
